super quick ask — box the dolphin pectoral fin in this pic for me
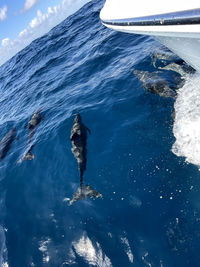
[69,185,102,205]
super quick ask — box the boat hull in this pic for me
[101,22,200,72]
[100,2,200,72]
[156,36,200,72]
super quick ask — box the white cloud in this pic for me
[0,5,8,21]
[0,0,91,66]
[18,29,28,38]
[24,0,40,12]
[1,38,11,47]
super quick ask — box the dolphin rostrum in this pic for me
[0,127,17,161]
[18,109,43,163]
[69,113,102,205]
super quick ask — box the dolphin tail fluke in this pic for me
[69,184,102,206]
[25,151,34,161]
[17,151,34,164]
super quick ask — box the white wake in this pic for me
[172,72,200,166]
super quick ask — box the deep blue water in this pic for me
[1,1,200,266]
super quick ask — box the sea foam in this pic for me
[172,73,200,166]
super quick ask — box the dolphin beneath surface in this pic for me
[69,113,102,205]
[18,109,43,163]
[26,109,43,139]
[133,69,176,99]
[70,113,90,180]
[0,127,17,161]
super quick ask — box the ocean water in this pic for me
[1,1,200,267]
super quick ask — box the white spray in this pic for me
[172,73,200,166]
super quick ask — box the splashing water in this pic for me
[172,73,200,166]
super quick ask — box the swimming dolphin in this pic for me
[70,113,90,180]
[18,109,43,163]
[150,50,178,68]
[0,128,17,161]
[26,109,43,140]
[158,62,195,90]
[69,113,102,205]
[159,62,189,77]
[133,69,176,98]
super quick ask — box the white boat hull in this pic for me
[100,0,200,72]
[156,36,200,72]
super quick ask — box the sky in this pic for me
[0,0,90,66]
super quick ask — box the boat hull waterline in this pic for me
[100,6,200,72]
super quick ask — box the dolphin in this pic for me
[150,50,178,68]
[69,113,102,205]
[18,109,43,163]
[26,109,43,140]
[133,69,176,98]
[0,127,17,161]
[159,62,189,77]
[158,62,195,90]
[70,113,90,180]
